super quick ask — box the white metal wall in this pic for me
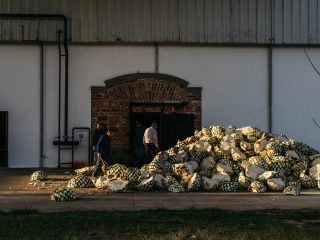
[159,46,269,131]
[273,48,320,149]
[0,45,40,167]
[1,45,320,167]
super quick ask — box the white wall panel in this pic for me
[42,46,60,168]
[0,45,40,167]
[159,46,269,131]
[273,48,320,149]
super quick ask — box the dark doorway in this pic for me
[130,112,195,152]
[130,112,161,151]
[131,112,161,136]
[0,111,8,167]
[160,113,195,150]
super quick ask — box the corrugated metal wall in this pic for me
[0,0,319,44]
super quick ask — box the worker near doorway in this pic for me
[92,127,114,177]
[143,122,159,163]
[134,120,146,167]
[92,122,106,165]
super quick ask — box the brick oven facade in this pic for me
[91,73,201,164]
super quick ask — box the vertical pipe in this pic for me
[58,31,62,139]
[88,129,91,166]
[129,102,133,154]
[71,132,74,168]
[21,25,24,41]
[57,32,62,168]
[268,47,273,133]
[40,41,44,168]
[268,0,273,133]
[155,43,159,73]
[6,112,8,167]
[63,19,69,139]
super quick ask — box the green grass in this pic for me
[1,209,320,240]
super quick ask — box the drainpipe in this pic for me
[155,43,159,73]
[58,31,62,140]
[40,41,44,168]
[63,19,69,139]
[268,0,274,133]
[268,47,273,133]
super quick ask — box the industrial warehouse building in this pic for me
[0,0,320,168]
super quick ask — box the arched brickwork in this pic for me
[91,73,202,148]
[105,79,188,101]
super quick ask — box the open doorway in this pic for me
[130,112,161,151]
[131,112,161,136]
[130,112,195,154]
[160,113,195,149]
[0,111,8,167]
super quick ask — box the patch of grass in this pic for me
[0,209,320,240]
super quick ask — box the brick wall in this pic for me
[91,74,201,148]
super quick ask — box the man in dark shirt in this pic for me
[134,120,146,167]
[92,122,106,164]
[92,128,114,177]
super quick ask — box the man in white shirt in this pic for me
[143,122,159,163]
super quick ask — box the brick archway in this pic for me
[91,73,202,163]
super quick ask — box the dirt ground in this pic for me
[1,168,320,213]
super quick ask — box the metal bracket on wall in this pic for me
[53,140,79,168]
[52,127,91,168]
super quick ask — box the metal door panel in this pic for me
[160,114,194,150]
[0,111,8,167]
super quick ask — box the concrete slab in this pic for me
[1,168,320,212]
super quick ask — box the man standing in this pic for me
[92,128,114,177]
[134,120,146,167]
[92,122,106,165]
[143,122,159,163]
